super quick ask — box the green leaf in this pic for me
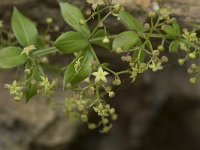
[90,29,112,50]
[11,8,38,47]
[0,47,27,69]
[162,25,179,39]
[25,62,42,102]
[118,11,144,32]
[113,31,139,51]
[59,2,90,37]
[54,31,89,54]
[169,40,180,53]
[172,19,181,35]
[133,49,145,62]
[63,49,94,87]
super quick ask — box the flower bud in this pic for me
[191,64,197,70]
[40,57,49,64]
[115,47,123,53]
[144,23,150,30]
[189,77,196,84]
[157,45,165,52]
[189,52,196,59]
[84,78,90,83]
[102,118,109,124]
[54,25,60,32]
[124,56,132,62]
[88,123,96,130]
[109,108,115,114]
[152,50,160,57]
[79,19,86,26]
[161,56,168,63]
[102,36,110,44]
[112,79,121,86]
[24,69,31,75]
[108,91,115,98]
[66,83,72,89]
[148,11,156,18]
[88,87,95,95]
[81,114,88,122]
[178,59,185,66]
[121,56,126,61]
[98,22,104,28]
[112,114,118,121]
[185,17,193,24]
[187,68,193,74]
[85,9,92,16]
[46,17,53,24]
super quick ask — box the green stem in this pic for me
[90,12,112,38]
[139,33,167,39]
[32,47,59,57]
[89,45,100,64]
[102,65,117,76]
[89,35,117,42]
[117,70,130,75]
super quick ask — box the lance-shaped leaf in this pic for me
[60,2,90,37]
[63,49,94,87]
[113,31,139,51]
[54,31,89,53]
[169,40,180,53]
[118,11,144,32]
[11,8,38,47]
[162,25,180,39]
[133,49,145,62]
[25,62,42,102]
[90,29,112,51]
[172,19,181,35]
[0,47,27,69]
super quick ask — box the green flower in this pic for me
[39,76,56,95]
[92,67,109,83]
[93,103,109,117]
[149,62,163,72]
[5,80,24,101]
[158,8,171,20]
[182,30,198,42]
[21,45,36,56]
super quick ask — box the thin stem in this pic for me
[102,65,117,76]
[89,45,100,64]
[32,47,59,57]
[117,70,130,75]
[89,35,117,42]
[90,12,112,38]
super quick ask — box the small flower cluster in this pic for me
[38,76,56,96]
[5,80,24,101]
[21,45,36,56]
[64,66,119,132]
[5,75,56,101]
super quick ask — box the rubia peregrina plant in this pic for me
[1,0,200,132]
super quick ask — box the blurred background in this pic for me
[0,0,200,150]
